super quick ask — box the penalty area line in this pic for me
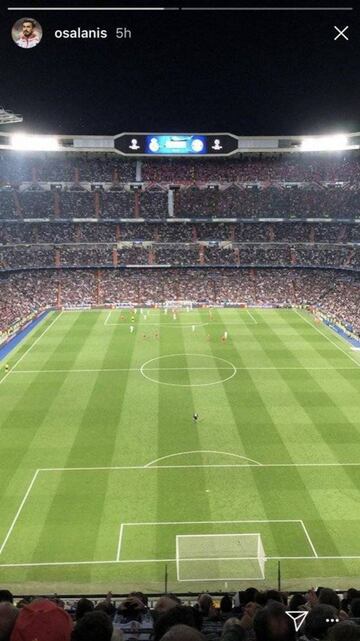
[300,520,318,558]
[35,462,360,471]
[0,469,40,556]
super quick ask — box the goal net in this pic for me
[176,533,266,582]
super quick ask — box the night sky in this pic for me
[0,0,358,136]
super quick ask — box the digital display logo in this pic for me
[145,134,207,155]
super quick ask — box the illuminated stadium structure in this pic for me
[1,130,360,603]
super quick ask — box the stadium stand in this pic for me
[1,268,359,339]
[1,587,360,640]
[1,151,360,340]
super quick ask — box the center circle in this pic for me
[140,353,237,387]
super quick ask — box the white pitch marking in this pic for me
[37,462,360,471]
[3,554,360,569]
[12,368,141,374]
[176,531,180,581]
[0,470,40,556]
[142,367,235,370]
[177,532,260,538]
[140,353,237,388]
[0,312,63,386]
[145,450,262,468]
[0,559,175,568]
[247,309,258,324]
[11,366,359,375]
[179,576,265,583]
[300,520,318,558]
[104,310,112,326]
[123,519,302,525]
[116,523,124,562]
[295,309,360,368]
[0,467,351,558]
[0,514,355,569]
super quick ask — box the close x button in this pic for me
[334,25,349,40]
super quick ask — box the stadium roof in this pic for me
[0,131,359,157]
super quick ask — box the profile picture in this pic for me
[12,17,43,49]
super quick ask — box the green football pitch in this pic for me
[1,307,360,594]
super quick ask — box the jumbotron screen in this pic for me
[146,135,207,155]
[114,133,238,156]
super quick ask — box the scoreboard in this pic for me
[114,133,239,156]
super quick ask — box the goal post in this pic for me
[176,533,266,582]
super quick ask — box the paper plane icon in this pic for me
[286,610,309,632]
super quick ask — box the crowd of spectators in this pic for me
[1,269,360,337]
[0,185,359,220]
[0,247,56,269]
[174,186,360,219]
[0,191,17,218]
[119,247,149,265]
[1,586,360,641]
[141,153,360,183]
[1,152,360,336]
[153,245,201,266]
[60,192,96,218]
[101,192,136,218]
[1,222,360,245]
[60,247,113,267]
[140,189,168,218]
[2,150,360,185]
[0,243,358,270]
[0,152,135,183]
[16,191,54,218]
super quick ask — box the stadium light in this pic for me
[10,134,60,151]
[300,134,349,152]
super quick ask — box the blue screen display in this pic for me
[145,134,207,155]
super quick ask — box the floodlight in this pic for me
[300,134,348,152]
[10,134,60,151]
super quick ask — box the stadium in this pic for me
[1,119,360,637]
